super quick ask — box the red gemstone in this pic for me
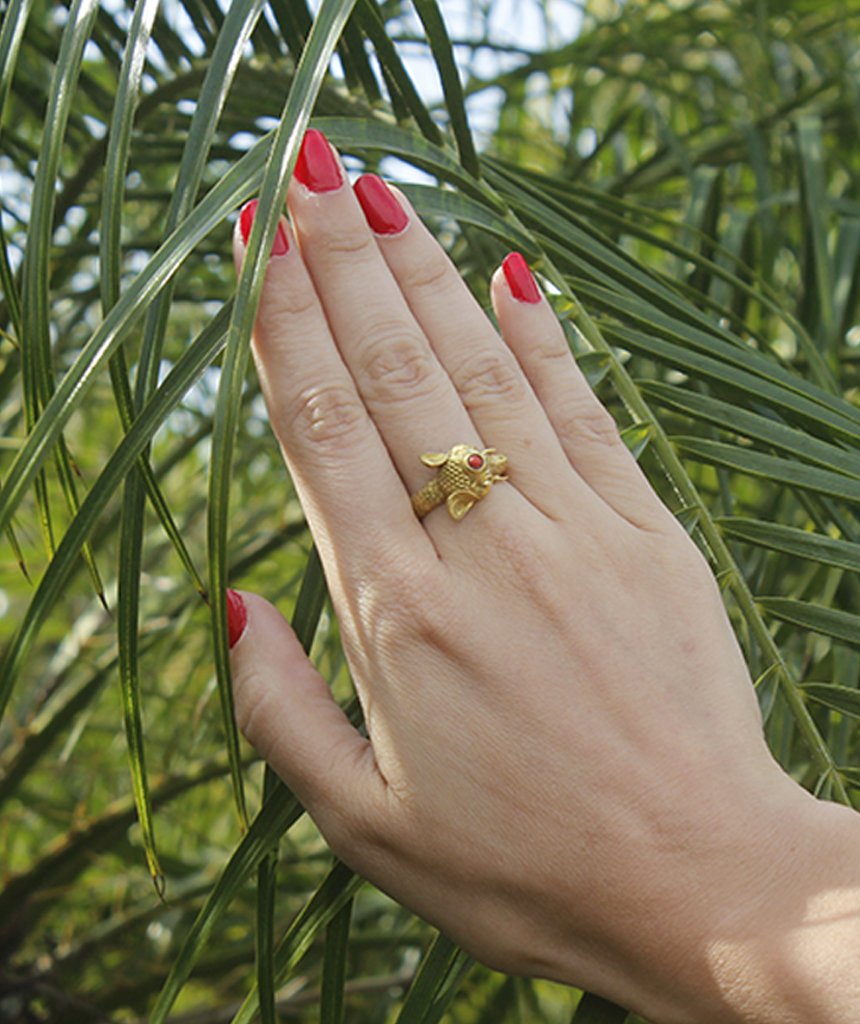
[467,453,484,469]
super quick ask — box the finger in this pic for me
[353,176,582,521]
[491,254,673,531]
[233,199,430,573]
[228,590,388,856]
[285,131,490,505]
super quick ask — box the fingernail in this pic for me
[354,174,409,235]
[502,252,541,304]
[226,589,248,649]
[294,129,343,193]
[239,199,289,256]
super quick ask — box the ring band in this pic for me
[410,444,508,520]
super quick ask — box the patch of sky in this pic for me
[378,155,437,188]
[550,85,573,137]
[379,0,583,169]
[82,115,107,140]
[329,52,346,81]
[227,131,259,153]
[0,161,31,273]
[53,205,88,249]
[100,0,131,31]
[162,0,207,58]
[83,39,103,65]
[260,5,286,52]
[159,362,220,443]
[247,393,270,437]
[0,160,30,227]
[576,125,598,157]
[255,117,281,133]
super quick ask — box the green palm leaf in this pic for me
[3,2,859,1022]
[393,932,473,1024]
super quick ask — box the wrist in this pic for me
[697,785,860,1023]
[628,764,821,1023]
[544,762,860,1024]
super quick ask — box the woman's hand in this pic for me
[228,130,860,1023]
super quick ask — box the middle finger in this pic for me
[287,130,525,532]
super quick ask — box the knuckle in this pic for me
[398,249,450,294]
[320,229,376,263]
[453,350,527,407]
[260,284,318,323]
[281,381,366,449]
[480,519,554,597]
[372,559,452,646]
[557,395,622,447]
[531,332,574,366]
[357,329,441,402]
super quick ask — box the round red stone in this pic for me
[467,453,484,470]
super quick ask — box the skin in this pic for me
[229,139,860,1022]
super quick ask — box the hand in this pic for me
[228,131,860,1023]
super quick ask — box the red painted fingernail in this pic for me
[238,199,289,256]
[294,129,343,193]
[502,252,541,304]
[226,589,248,649]
[354,174,409,235]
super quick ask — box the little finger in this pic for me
[491,256,675,533]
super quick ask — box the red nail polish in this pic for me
[354,174,408,235]
[294,129,343,193]
[238,199,289,256]
[226,589,248,648]
[502,252,541,304]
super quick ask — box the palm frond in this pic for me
[2,1,858,1021]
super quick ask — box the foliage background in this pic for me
[1,0,859,1020]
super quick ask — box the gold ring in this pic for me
[410,444,509,520]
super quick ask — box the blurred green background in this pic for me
[1,0,859,1020]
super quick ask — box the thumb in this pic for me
[227,589,385,843]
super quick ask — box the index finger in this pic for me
[234,200,434,580]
